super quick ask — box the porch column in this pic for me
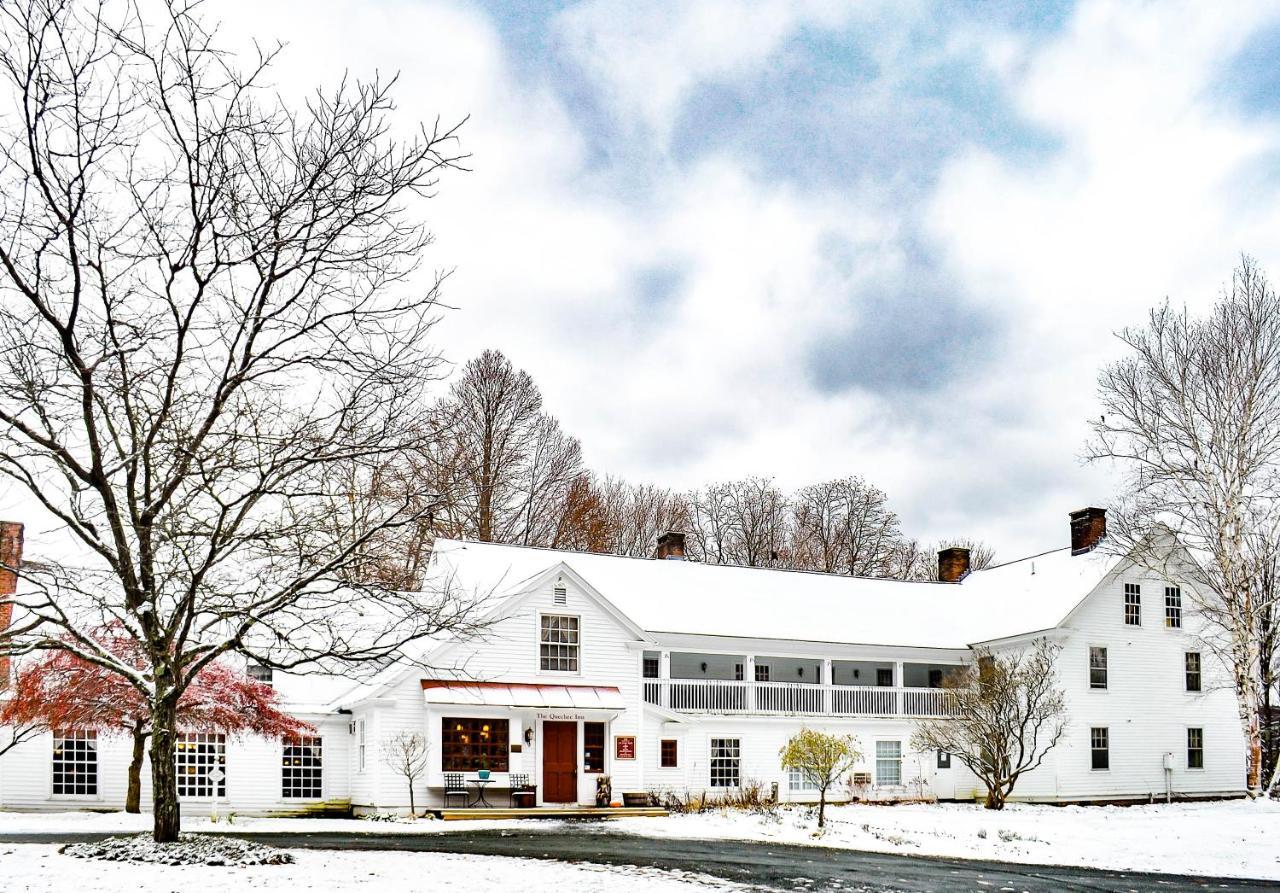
[745,656,756,712]
[660,651,671,708]
[821,658,833,714]
[894,660,905,716]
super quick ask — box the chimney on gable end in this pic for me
[937,546,971,583]
[1070,507,1107,555]
[0,521,24,689]
[655,531,686,561]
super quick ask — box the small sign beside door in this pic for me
[615,735,636,760]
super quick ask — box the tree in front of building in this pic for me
[911,639,1065,810]
[0,626,310,813]
[0,0,481,842]
[779,728,862,829]
[1087,258,1280,796]
[381,732,431,817]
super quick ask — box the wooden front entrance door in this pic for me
[542,721,578,803]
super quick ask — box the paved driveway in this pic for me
[1,826,1273,892]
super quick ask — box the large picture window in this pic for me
[875,740,902,785]
[539,614,579,672]
[176,732,226,798]
[442,718,510,772]
[52,730,98,796]
[709,738,740,788]
[282,735,323,799]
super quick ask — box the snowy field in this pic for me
[0,845,742,893]
[608,799,1280,880]
[0,799,1277,882]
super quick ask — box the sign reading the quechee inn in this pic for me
[615,735,636,760]
[535,712,586,721]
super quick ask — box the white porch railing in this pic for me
[643,679,957,718]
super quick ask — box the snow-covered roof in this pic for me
[429,539,1122,651]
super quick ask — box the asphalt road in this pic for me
[2,826,1275,893]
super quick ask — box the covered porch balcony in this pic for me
[642,651,961,719]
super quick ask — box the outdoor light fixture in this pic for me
[797,667,804,677]
[347,721,356,735]
[524,727,534,745]
[700,661,707,672]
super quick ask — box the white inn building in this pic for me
[0,508,1248,814]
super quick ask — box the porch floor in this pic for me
[429,806,667,820]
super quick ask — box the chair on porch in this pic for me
[509,773,537,808]
[443,773,469,808]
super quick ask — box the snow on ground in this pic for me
[608,799,1280,880]
[1,845,743,892]
[1,799,1278,881]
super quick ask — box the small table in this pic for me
[468,777,494,808]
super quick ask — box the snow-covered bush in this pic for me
[62,834,293,866]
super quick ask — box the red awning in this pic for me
[421,680,626,711]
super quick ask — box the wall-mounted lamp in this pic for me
[797,667,804,678]
[853,669,860,679]
[700,661,707,673]
[524,727,535,746]
[348,721,356,736]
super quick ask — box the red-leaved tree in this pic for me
[0,626,311,812]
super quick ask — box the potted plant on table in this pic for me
[477,755,491,781]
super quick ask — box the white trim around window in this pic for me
[536,611,582,675]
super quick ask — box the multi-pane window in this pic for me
[660,739,678,768]
[1165,587,1183,628]
[442,718,510,772]
[733,664,744,681]
[52,730,98,796]
[1187,728,1204,769]
[936,751,951,769]
[1185,652,1202,692]
[1090,727,1109,770]
[754,664,771,682]
[583,722,605,773]
[1089,646,1108,689]
[876,667,894,687]
[282,736,323,799]
[247,662,274,685]
[709,738,740,788]
[1124,583,1141,625]
[539,614,579,672]
[643,656,659,679]
[176,732,226,798]
[875,740,902,785]
[788,766,819,791]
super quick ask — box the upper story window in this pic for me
[1124,583,1141,625]
[876,667,894,687]
[754,664,771,682]
[539,614,579,672]
[1090,727,1109,770]
[1089,646,1108,689]
[247,662,274,685]
[1165,587,1183,628]
[643,656,659,679]
[52,729,98,796]
[1185,652,1202,692]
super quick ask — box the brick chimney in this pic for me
[1070,507,1107,555]
[655,531,686,561]
[0,521,23,689]
[937,546,971,583]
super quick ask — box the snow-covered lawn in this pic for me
[608,799,1280,880]
[0,845,742,892]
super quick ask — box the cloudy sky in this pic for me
[12,0,1280,561]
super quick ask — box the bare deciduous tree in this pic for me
[891,537,997,581]
[381,731,431,816]
[792,477,901,576]
[1086,258,1280,795]
[911,639,1066,810]
[0,0,481,841]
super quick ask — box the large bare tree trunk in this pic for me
[149,697,181,842]
[126,722,147,815]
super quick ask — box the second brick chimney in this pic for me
[0,520,23,689]
[1070,507,1107,555]
[937,546,971,583]
[655,531,686,561]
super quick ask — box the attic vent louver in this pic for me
[553,585,567,606]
